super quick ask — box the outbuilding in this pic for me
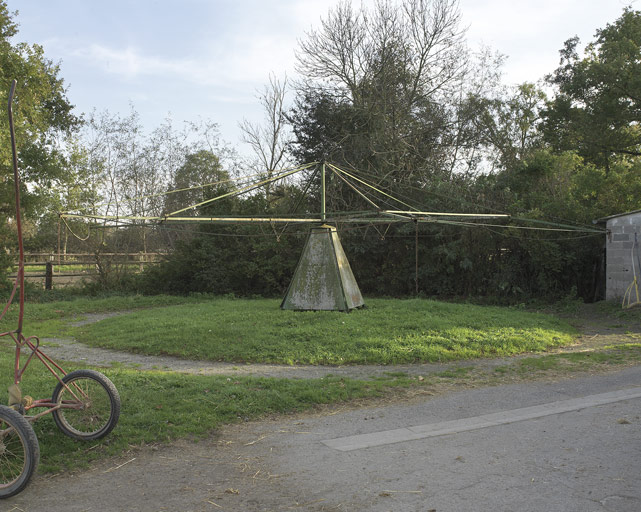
[595,210,641,301]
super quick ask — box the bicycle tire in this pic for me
[51,369,121,441]
[0,405,39,498]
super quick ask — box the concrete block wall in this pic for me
[606,212,641,300]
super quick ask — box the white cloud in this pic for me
[71,35,297,90]
[460,0,626,85]
[73,44,193,80]
[21,0,630,150]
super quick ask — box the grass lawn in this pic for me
[1,341,639,474]
[0,294,207,338]
[64,297,578,365]
[0,294,637,474]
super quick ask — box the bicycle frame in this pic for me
[1,83,121,499]
[0,80,86,423]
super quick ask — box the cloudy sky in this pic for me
[12,0,631,154]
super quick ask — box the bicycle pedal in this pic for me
[9,404,26,415]
[8,383,22,407]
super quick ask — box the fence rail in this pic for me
[8,253,165,289]
[18,252,166,263]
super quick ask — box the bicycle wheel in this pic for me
[51,369,121,441]
[0,405,39,498]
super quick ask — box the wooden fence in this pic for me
[8,253,165,289]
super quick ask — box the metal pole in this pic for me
[415,220,419,296]
[8,79,25,387]
[321,162,326,223]
[8,79,25,334]
[57,215,61,269]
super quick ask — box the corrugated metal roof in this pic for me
[593,209,641,224]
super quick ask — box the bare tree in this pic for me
[65,108,238,285]
[296,0,467,108]
[291,0,474,183]
[240,74,293,202]
[296,2,369,101]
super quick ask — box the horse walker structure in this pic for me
[1,69,608,498]
[0,80,121,498]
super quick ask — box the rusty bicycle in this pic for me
[0,80,121,498]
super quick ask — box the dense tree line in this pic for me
[2,1,640,302]
[141,3,640,301]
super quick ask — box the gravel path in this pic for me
[36,307,641,380]
[40,333,486,379]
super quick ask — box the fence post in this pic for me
[45,261,53,290]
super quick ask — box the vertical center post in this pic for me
[321,161,326,223]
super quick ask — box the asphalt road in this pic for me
[4,366,641,512]
[259,366,641,512]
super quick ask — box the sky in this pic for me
[10,0,633,156]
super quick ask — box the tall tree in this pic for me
[0,1,79,281]
[542,8,641,169]
[163,149,229,217]
[239,74,292,204]
[466,82,547,172]
[291,0,471,183]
